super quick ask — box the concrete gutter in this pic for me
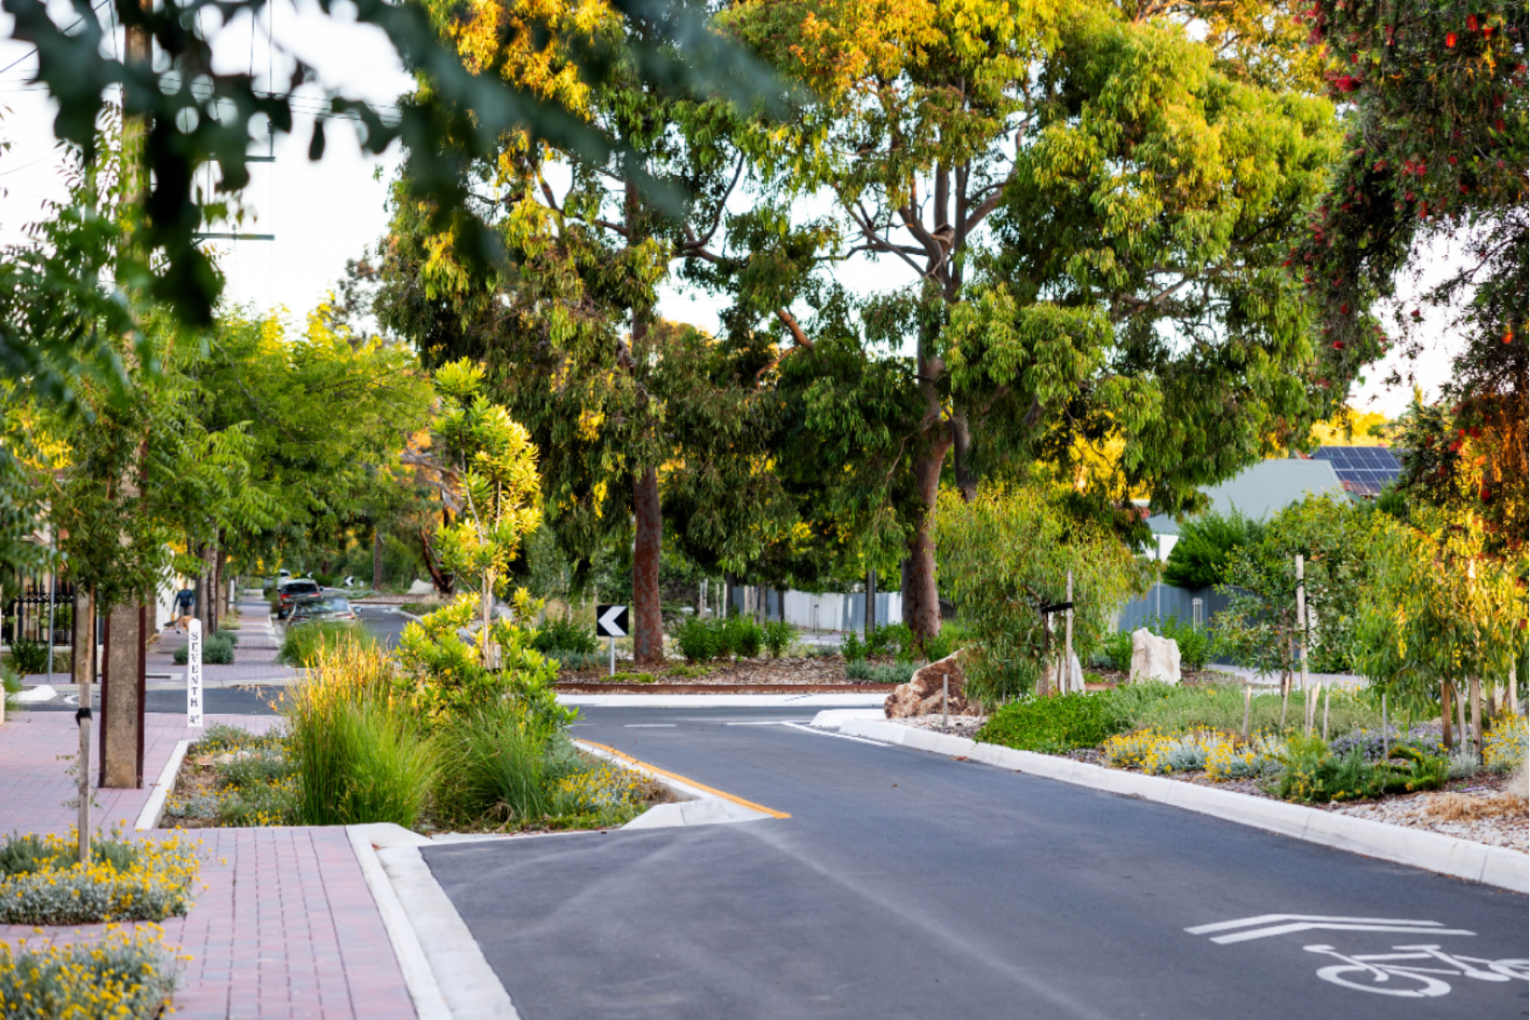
[375,845,521,1020]
[347,825,454,1020]
[831,718,1529,894]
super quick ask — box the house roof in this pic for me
[1310,445,1401,498]
[1146,458,1347,535]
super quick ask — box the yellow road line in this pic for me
[578,739,791,819]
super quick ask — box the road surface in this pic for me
[424,704,1528,1020]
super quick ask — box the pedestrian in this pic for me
[174,587,195,632]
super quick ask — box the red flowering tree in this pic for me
[1295,0,1527,547]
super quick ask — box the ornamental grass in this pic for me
[0,924,180,1020]
[283,643,436,828]
[0,830,201,926]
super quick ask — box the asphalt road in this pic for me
[355,603,411,650]
[425,705,1529,1020]
[22,686,284,715]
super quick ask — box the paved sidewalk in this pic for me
[21,597,299,687]
[0,711,416,1019]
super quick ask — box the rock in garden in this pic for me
[1129,628,1181,684]
[1043,652,1084,694]
[884,652,982,718]
[407,578,435,595]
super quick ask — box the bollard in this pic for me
[1382,693,1389,760]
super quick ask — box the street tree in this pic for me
[426,359,543,652]
[722,0,1345,639]
[378,0,788,663]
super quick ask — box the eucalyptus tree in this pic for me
[722,0,1346,639]
[379,0,787,663]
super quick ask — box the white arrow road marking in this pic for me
[1187,915,1476,945]
[781,722,890,746]
[597,604,627,635]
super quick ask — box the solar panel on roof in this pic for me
[1311,446,1401,496]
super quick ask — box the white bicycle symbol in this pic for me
[1305,943,1530,997]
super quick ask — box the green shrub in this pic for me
[762,620,796,658]
[977,694,1130,753]
[840,631,866,661]
[1163,509,1264,588]
[844,659,918,684]
[665,663,714,679]
[285,644,437,828]
[867,622,913,659]
[1099,630,1134,671]
[547,648,604,671]
[1146,614,1213,672]
[0,928,179,1017]
[533,616,597,655]
[920,622,969,663]
[6,639,48,676]
[724,615,764,658]
[276,621,371,667]
[674,616,720,661]
[1274,735,1448,804]
[174,631,235,665]
[2,667,21,714]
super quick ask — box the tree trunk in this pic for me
[372,528,384,591]
[632,466,664,665]
[419,528,452,595]
[865,568,876,637]
[903,436,952,643]
[1441,679,1454,751]
[951,412,978,502]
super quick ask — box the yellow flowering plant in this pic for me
[0,924,179,1019]
[0,828,202,925]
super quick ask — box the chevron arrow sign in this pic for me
[596,604,629,638]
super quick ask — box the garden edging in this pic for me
[136,738,191,831]
[834,718,1528,893]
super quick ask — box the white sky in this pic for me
[0,0,1455,417]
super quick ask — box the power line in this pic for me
[0,0,114,78]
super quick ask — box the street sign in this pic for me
[596,604,629,638]
[186,619,203,728]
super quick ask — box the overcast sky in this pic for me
[0,0,1454,418]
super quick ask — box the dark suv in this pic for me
[276,579,322,619]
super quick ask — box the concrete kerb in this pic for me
[346,825,453,1020]
[832,718,1529,894]
[135,738,191,831]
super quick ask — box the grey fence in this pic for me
[1114,583,1232,633]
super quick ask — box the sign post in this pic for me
[596,604,629,678]
[187,618,203,728]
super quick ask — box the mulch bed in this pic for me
[559,654,883,688]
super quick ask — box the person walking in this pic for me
[174,587,195,632]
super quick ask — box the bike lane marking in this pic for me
[1187,913,1476,944]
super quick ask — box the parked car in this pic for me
[275,579,322,619]
[288,597,357,625]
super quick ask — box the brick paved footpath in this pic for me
[0,711,417,1020]
[21,596,300,687]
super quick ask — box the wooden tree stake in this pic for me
[1470,674,1483,763]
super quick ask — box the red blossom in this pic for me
[1332,341,1345,350]
[1447,31,1457,47]
[1467,15,1478,32]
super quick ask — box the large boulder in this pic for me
[1042,652,1084,695]
[407,578,435,596]
[884,652,982,718]
[1129,628,1181,684]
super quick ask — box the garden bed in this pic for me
[164,721,677,836]
[559,654,887,686]
[897,682,1529,855]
